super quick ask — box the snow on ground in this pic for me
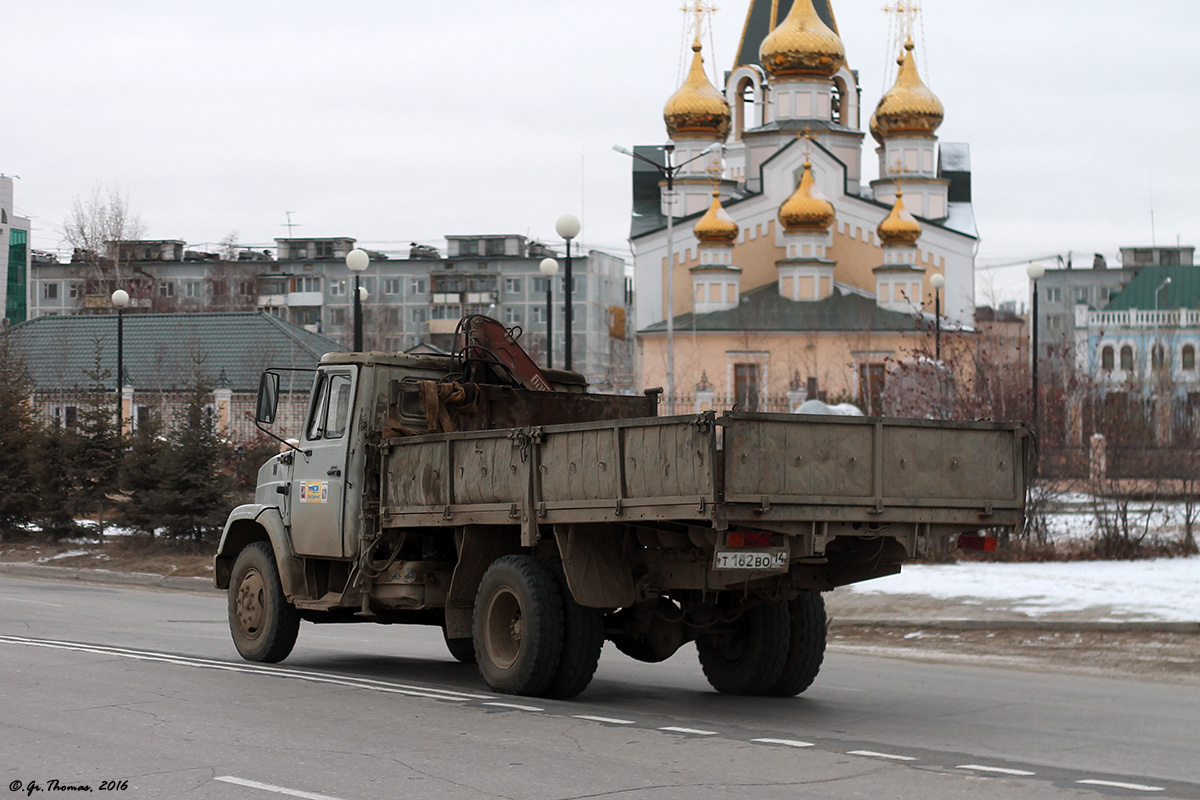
[848,557,1200,622]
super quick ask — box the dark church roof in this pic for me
[6,312,341,392]
[640,282,923,334]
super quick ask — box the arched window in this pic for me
[1120,345,1134,371]
[1101,346,1114,371]
[1152,343,1166,372]
[1184,345,1196,371]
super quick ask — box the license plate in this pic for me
[713,550,787,570]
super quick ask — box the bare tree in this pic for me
[63,185,146,293]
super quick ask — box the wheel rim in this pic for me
[484,587,523,670]
[235,568,267,640]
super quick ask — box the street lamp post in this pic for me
[614,141,722,412]
[929,273,945,361]
[346,248,369,351]
[111,289,129,434]
[539,257,559,368]
[1026,262,1046,432]
[1155,276,1172,312]
[555,215,581,371]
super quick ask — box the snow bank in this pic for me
[848,557,1200,622]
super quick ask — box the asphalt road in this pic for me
[1,575,1197,800]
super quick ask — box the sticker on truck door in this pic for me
[299,481,328,503]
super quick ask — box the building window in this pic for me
[331,308,346,326]
[485,238,505,256]
[43,282,59,299]
[1074,287,1088,303]
[533,277,550,294]
[1184,345,1196,371]
[504,308,521,325]
[858,363,886,415]
[262,279,285,295]
[411,308,428,324]
[1101,345,1114,371]
[532,306,546,324]
[734,363,761,411]
[185,281,201,298]
[505,277,522,294]
[384,278,402,296]
[290,276,320,293]
[315,241,334,258]
[1120,345,1134,371]
[1045,287,1061,303]
[329,280,347,296]
[1152,343,1166,372]
[1047,315,1061,332]
[239,281,255,296]
[410,278,426,295]
[68,283,82,299]
[460,240,479,256]
[159,282,175,297]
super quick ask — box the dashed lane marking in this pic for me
[574,715,636,725]
[956,764,1036,776]
[660,726,718,736]
[484,701,544,712]
[752,738,815,748]
[215,776,347,800]
[0,595,64,607]
[848,750,918,761]
[1076,779,1165,792]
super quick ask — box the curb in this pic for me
[3,562,1198,634]
[0,562,219,594]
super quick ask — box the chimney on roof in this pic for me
[1093,253,1107,269]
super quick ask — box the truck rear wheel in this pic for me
[473,555,564,696]
[228,541,300,663]
[769,591,827,696]
[540,562,604,700]
[696,602,788,695]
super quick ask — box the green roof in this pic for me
[5,312,341,392]
[1103,265,1200,311]
[640,283,924,334]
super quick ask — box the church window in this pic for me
[734,363,760,411]
[1184,345,1196,371]
[858,363,886,416]
[1101,346,1114,371]
[1120,345,1134,371]
[1152,344,1166,372]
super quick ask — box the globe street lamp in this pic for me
[111,289,130,433]
[929,273,945,361]
[346,248,370,351]
[614,141,723,410]
[555,215,581,371]
[539,257,559,368]
[1026,262,1046,432]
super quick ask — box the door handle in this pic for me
[327,466,342,477]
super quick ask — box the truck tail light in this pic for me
[958,534,998,552]
[726,531,772,548]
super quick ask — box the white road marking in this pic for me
[848,750,917,761]
[659,726,718,736]
[484,701,544,712]
[216,775,347,800]
[956,764,1036,776]
[1076,779,1165,792]
[574,715,635,725]
[0,595,63,607]
[752,738,814,748]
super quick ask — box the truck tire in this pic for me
[696,602,788,695]
[540,562,604,700]
[443,628,477,664]
[228,541,300,663]
[768,591,827,696]
[473,555,564,696]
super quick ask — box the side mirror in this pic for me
[256,372,280,424]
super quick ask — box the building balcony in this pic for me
[1086,308,1200,330]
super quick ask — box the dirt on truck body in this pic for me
[216,319,1028,699]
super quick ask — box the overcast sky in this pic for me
[5,1,1198,306]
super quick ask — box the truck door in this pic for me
[289,368,356,557]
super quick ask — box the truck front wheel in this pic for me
[473,555,564,696]
[228,541,300,663]
[696,602,788,695]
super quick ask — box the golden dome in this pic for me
[664,38,731,141]
[869,38,944,143]
[877,190,922,245]
[779,158,835,232]
[694,189,739,244]
[759,0,846,79]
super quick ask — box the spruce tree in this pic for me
[0,335,39,537]
[158,370,233,544]
[72,338,120,540]
[120,411,168,537]
[34,422,81,541]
